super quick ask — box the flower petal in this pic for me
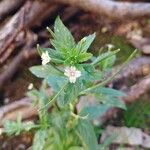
[69,77,76,83]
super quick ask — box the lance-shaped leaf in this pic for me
[57,82,80,107]
[92,49,120,66]
[76,33,96,53]
[90,87,125,97]
[50,16,75,52]
[32,130,48,150]
[79,104,110,120]
[29,65,63,79]
[76,119,98,150]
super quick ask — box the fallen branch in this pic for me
[123,75,150,103]
[50,0,150,19]
[114,56,150,83]
[0,1,27,60]
[129,37,150,55]
[0,98,37,126]
[0,30,38,90]
[0,1,59,63]
[0,88,53,126]
[0,0,25,21]
[101,75,150,123]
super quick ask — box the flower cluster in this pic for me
[41,52,81,83]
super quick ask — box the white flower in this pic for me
[107,44,114,50]
[28,83,33,90]
[64,66,81,83]
[0,128,3,135]
[41,51,51,65]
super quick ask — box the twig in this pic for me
[123,75,150,103]
[0,1,29,61]
[0,97,37,126]
[50,0,150,19]
[0,0,25,21]
[0,1,59,63]
[113,56,150,83]
[101,75,150,123]
[0,30,38,90]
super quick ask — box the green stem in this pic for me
[39,82,67,111]
[92,49,120,66]
[51,63,64,74]
[80,50,137,95]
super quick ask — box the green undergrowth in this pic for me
[124,98,150,130]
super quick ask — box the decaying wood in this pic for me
[60,7,80,23]
[0,48,36,90]
[101,75,150,123]
[114,56,150,83]
[0,98,37,126]
[0,1,27,61]
[123,75,150,103]
[0,30,38,90]
[0,88,53,126]
[0,0,59,64]
[0,0,25,21]
[129,37,150,55]
[51,0,150,19]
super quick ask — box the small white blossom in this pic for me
[107,44,114,50]
[64,66,81,83]
[0,128,3,135]
[41,51,51,65]
[28,83,33,90]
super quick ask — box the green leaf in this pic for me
[124,99,150,128]
[100,55,116,70]
[78,53,93,63]
[90,87,126,110]
[76,119,98,150]
[51,16,75,52]
[90,87,125,97]
[81,64,102,82]
[4,118,36,136]
[76,33,96,53]
[68,146,84,150]
[79,105,110,120]
[103,97,126,110]
[23,121,37,131]
[3,120,22,136]
[47,76,67,92]
[98,134,117,150]
[27,89,40,101]
[37,46,64,64]
[44,128,62,150]
[57,83,80,107]
[29,65,62,79]
[32,130,47,150]
[64,83,79,104]
[92,49,120,66]
[80,50,137,95]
